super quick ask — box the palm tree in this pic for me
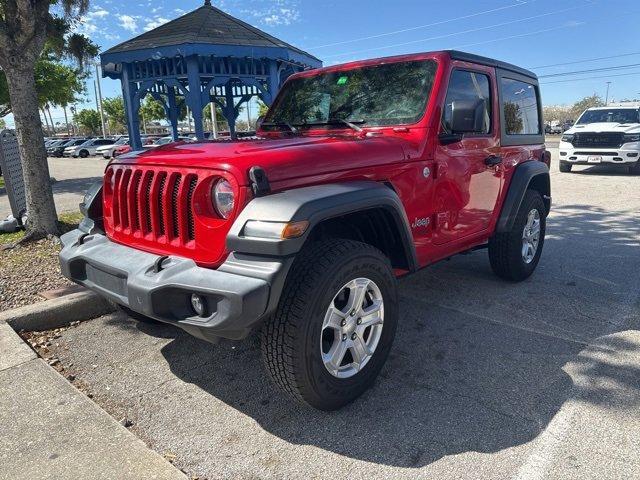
[0,1,98,238]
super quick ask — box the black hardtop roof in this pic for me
[446,50,537,80]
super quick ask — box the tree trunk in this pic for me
[5,66,59,236]
[41,108,51,136]
[63,106,70,137]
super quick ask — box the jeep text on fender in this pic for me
[60,50,551,410]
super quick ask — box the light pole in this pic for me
[605,81,611,105]
[92,63,107,137]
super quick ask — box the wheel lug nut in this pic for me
[340,319,346,326]
[350,310,356,317]
[342,334,347,341]
[351,333,357,340]
[356,318,362,325]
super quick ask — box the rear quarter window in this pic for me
[497,69,543,146]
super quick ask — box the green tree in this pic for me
[504,102,524,134]
[0,55,86,118]
[257,100,269,118]
[74,109,101,135]
[0,1,99,238]
[570,94,605,120]
[102,96,127,133]
[139,96,166,122]
[0,117,5,129]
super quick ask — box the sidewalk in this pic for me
[0,321,186,480]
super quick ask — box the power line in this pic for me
[530,51,640,69]
[447,24,577,52]
[308,1,530,50]
[538,62,640,78]
[540,70,640,85]
[323,4,585,60]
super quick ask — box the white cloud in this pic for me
[118,14,139,33]
[88,8,109,18]
[262,7,299,26]
[144,17,170,31]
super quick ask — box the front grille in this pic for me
[573,151,618,156]
[572,132,624,149]
[107,166,199,246]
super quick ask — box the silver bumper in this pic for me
[59,229,292,341]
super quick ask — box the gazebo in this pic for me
[100,0,321,149]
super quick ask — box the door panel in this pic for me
[433,66,502,245]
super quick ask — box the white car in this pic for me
[67,138,115,158]
[559,105,640,174]
[97,137,129,159]
[143,135,192,149]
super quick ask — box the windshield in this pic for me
[577,108,640,124]
[114,137,128,145]
[264,59,438,129]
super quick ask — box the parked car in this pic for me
[67,138,115,158]
[60,50,551,410]
[558,105,640,173]
[97,137,129,159]
[143,136,192,148]
[52,138,87,157]
[112,144,132,157]
[46,139,69,155]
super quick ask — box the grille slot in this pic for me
[572,132,624,149]
[107,166,199,246]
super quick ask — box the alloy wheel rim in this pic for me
[522,209,541,264]
[320,278,384,379]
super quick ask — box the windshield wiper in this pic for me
[260,121,299,134]
[306,118,366,132]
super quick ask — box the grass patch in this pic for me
[0,211,84,244]
[0,176,5,189]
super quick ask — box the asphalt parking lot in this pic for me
[20,148,640,479]
[0,156,108,217]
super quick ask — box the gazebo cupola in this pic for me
[100,0,322,149]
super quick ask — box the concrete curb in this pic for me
[0,318,187,479]
[0,290,116,332]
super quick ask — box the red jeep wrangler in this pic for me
[60,50,551,410]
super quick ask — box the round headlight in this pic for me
[212,178,235,219]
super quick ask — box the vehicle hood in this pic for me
[565,123,640,134]
[113,134,409,186]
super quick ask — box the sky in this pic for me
[6,0,640,128]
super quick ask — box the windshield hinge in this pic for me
[249,166,271,197]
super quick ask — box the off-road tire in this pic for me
[488,190,546,282]
[261,239,398,410]
[116,304,158,323]
[559,161,572,173]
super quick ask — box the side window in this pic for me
[500,78,540,135]
[442,70,491,134]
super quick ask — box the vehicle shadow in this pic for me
[123,202,640,468]
[565,164,637,175]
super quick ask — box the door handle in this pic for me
[484,155,502,166]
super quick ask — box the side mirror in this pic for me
[255,115,265,131]
[449,99,487,134]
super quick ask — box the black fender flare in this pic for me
[226,181,418,270]
[496,161,551,233]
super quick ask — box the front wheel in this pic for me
[488,190,546,281]
[559,161,572,173]
[79,150,89,158]
[262,240,398,410]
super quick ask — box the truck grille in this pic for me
[106,166,198,246]
[572,132,624,149]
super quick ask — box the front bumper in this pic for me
[59,229,292,341]
[559,144,640,164]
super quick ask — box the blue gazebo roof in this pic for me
[101,2,321,77]
[99,1,321,148]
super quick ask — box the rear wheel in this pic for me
[559,161,572,173]
[489,190,546,281]
[79,149,89,158]
[261,239,398,410]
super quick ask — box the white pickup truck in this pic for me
[558,105,640,174]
